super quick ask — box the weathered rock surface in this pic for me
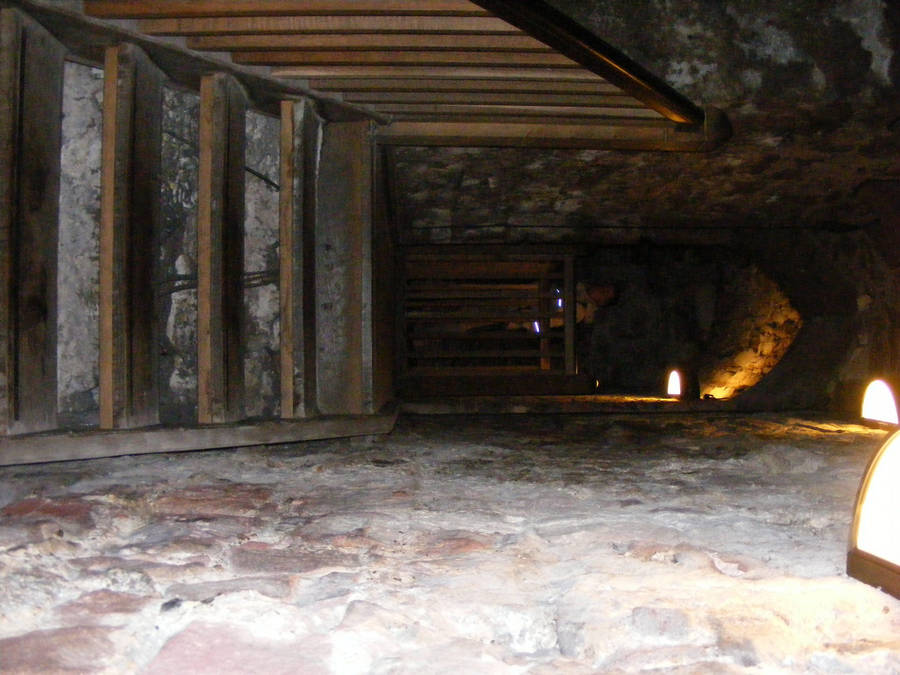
[0,414,897,673]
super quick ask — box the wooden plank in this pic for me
[343,91,635,106]
[0,10,66,435]
[139,16,520,36]
[0,10,20,435]
[197,73,248,424]
[377,120,727,151]
[411,350,563,359]
[188,33,550,52]
[279,98,322,419]
[371,146,396,414]
[0,410,398,467]
[309,78,623,94]
[99,43,163,430]
[315,119,374,415]
[564,256,576,374]
[232,50,577,68]
[365,103,662,119]
[275,65,600,80]
[86,1,489,19]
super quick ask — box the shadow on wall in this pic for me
[580,245,802,399]
[578,228,894,412]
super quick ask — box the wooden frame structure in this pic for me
[0,2,395,465]
[82,0,731,150]
[0,0,727,463]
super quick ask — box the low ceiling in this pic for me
[82,0,728,149]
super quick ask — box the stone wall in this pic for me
[55,80,282,427]
[57,62,103,426]
[578,246,801,397]
[391,0,900,409]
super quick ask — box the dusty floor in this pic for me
[0,413,898,673]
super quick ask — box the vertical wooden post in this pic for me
[279,98,321,419]
[315,119,375,416]
[564,255,576,374]
[0,10,66,435]
[197,72,247,424]
[99,43,163,429]
[371,146,396,412]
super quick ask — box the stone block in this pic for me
[0,626,115,673]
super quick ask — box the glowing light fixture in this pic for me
[666,369,682,398]
[861,379,899,425]
[847,431,900,599]
[532,321,541,334]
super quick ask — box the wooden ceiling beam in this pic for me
[342,91,636,106]
[232,50,577,68]
[187,33,551,52]
[307,78,623,94]
[274,65,602,80]
[139,16,519,36]
[85,0,490,19]
[367,103,663,119]
[377,117,730,150]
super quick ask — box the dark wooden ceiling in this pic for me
[83,0,729,149]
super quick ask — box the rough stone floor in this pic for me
[0,413,898,674]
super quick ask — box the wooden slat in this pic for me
[378,120,727,150]
[369,103,662,119]
[232,50,576,68]
[276,65,600,80]
[315,119,374,415]
[309,77,622,94]
[279,98,321,419]
[0,10,66,435]
[0,411,398,466]
[564,256,575,374]
[412,350,563,359]
[343,91,635,107]
[86,1,490,19]
[406,261,560,278]
[197,73,248,424]
[188,33,550,52]
[99,43,163,430]
[139,16,519,36]
[0,10,19,435]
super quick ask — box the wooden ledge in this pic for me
[0,411,398,466]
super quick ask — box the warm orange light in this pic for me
[848,431,900,599]
[861,379,899,425]
[666,370,682,397]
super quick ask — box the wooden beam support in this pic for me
[99,43,164,430]
[377,111,731,150]
[197,72,248,424]
[139,15,519,36]
[0,9,66,435]
[341,91,635,106]
[85,1,489,19]
[188,33,550,53]
[307,77,623,95]
[279,98,322,419]
[0,410,398,466]
[315,120,376,415]
[275,65,599,80]
[232,50,577,68]
[564,256,575,374]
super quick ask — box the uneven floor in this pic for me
[0,413,898,673]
